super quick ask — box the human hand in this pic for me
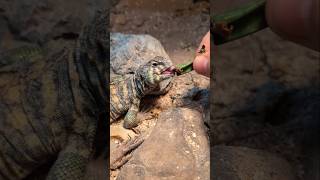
[266,0,319,51]
[193,31,210,77]
[193,0,319,77]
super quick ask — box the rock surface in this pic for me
[212,145,298,180]
[110,39,210,179]
[117,108,210,180]
[211,27,319,179]
[0,0,106,44]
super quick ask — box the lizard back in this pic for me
[110,75,136,122]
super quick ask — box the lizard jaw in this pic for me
[161,66,175,76]
[160,66,175,80]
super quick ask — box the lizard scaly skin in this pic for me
[0,10,108,180]
[110,56,174,129]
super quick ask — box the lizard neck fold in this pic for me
[77,9,109,113]
[133,73,148,99]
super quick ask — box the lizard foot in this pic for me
[110,136,144,170]
[131,127,141,134]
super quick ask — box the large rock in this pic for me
[110,32,171,75]
[117,108,210,180]
[269,88,320,180]
[0,0,107,43]
[211,27,319,178]
[212,146,298,180]
[152,71,210,125]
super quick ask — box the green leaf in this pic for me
[175,61,194,75]
[212,0,267,45]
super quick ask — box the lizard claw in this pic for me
[132,127,141,134]
[110,136,144,170]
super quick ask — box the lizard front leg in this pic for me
[123,99,140,129]
[46,135,91,180]
[46,152,88,180]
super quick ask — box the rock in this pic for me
[110,32,173,94]
[117,107,210,180]
[150,71,209,107]
[84,156,108,180]
[110,32,171,75]
[212,146,298,180]
[212,28,319,119]
[0,0,107,43]
[211,27,319,178]
[267,87,320,180]
[114,14,127,25]
[152,71,210,124]
[212,86,320,179]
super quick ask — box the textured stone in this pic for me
[0,0,107,43]
[212,146,298,180]
[117,108,210,180]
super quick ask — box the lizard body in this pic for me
[110,56,174,129]
[0,10,108,180]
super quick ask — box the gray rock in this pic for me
[268,88,320,180]
[211,27,319,178]
[110,32,173,94]
[152,71,210,126]
[212,146,298,180]
[0,0,107,43]
[117,107,210,180]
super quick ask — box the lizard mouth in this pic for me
[161,66,175,76]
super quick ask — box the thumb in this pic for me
[266,0,320,51]
[193,31,211,77]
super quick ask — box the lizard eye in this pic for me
[152,62,158,66]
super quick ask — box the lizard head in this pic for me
[137,56,175,87]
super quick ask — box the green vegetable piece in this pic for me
[175,61,193,75]
[212,0,267,45]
